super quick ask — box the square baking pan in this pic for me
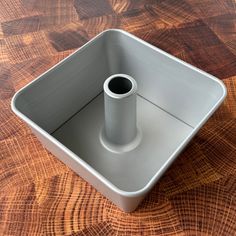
[12,29,226,212]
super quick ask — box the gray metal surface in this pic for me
[53,93,193,192]
[11,29,227,212]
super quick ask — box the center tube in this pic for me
[103,74,138,149]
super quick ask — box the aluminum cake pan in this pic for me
[12,29,227,212]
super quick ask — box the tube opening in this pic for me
[108,76,132,94]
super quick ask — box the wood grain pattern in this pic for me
[0,0,236,235]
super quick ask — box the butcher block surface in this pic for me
[0,0,236,235]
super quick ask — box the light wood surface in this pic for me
[0,0,236,235]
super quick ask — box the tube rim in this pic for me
[103,74,137,99]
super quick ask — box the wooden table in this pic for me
[0,0,236,235]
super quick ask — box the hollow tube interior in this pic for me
[108,76,133,94]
